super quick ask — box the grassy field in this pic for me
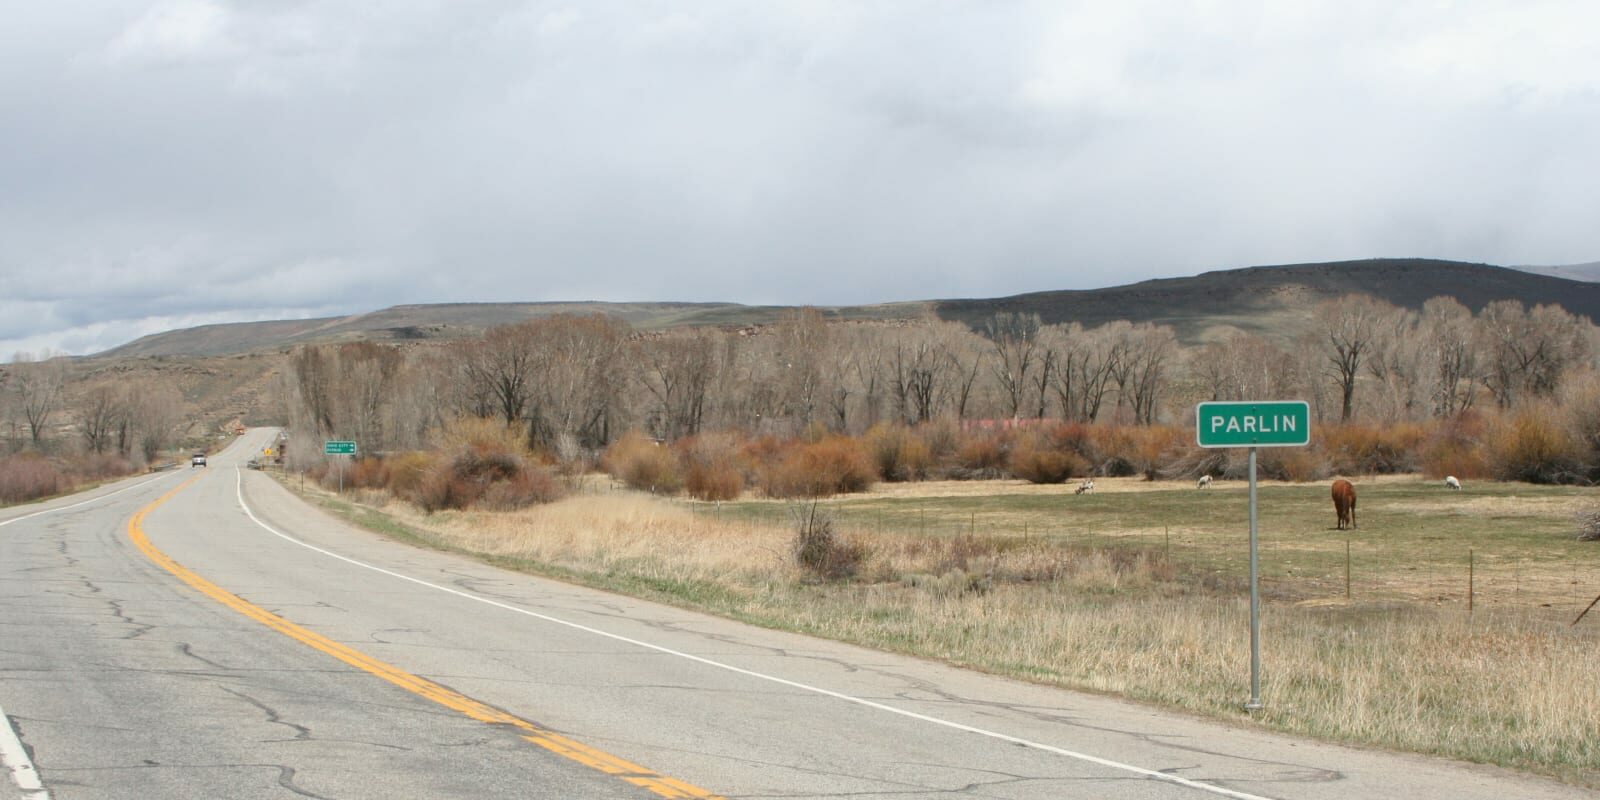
[284,472,1600,786]
[714,476,1600,613]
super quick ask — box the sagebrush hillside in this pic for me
[93,258,1599,359]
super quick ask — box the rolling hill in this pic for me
[92,258,1600,359]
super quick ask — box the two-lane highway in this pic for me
[3,431,1591,798]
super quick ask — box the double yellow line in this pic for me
[129,473,720,800]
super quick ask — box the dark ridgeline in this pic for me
[92,258,1600,359]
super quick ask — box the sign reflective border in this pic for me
[1195,401,1310,448]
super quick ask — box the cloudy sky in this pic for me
[4,1,1597,357]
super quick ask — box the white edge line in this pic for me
[234,468,1276,800]
[0,703,48,800]
[0,471,175,528]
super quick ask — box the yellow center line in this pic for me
[128,472,722,800]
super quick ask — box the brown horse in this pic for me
[1332,479,1357,530]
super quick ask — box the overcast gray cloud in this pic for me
[3,1,1597,356]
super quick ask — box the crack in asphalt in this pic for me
[175,641,232,670]
[105,598,156,640]
[218,686,315,742]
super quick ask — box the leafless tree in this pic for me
[128,380,186,463]
[1229,334,1303,402]
[9,352,67,447]
[942,321,987,421]
[1048,322,1119,423]
[984,312,1044,419]
[291,346,337,436]
[525,314,630,449]
[888,324,954,425]
[466,323,541,425]
[337,343,404,451]
[1478,300,1590,408]
[78,383,127,454]
[636,329,720,439]
[1365,305,1426,422]
[1315,294,1389,422]
[771,308,830,429]
[1190,339,1233,401]
[1121,323,1178,424]
[1421,296,1479,416]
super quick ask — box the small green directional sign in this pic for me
[324,440,357,455]
[1196,401,1310,448]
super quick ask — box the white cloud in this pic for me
[105,0,234,66]
[3,0,1597,355]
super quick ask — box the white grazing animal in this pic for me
[1197,475,1213,489]
[1445,475,1461,490]
[1075,479,1095,495]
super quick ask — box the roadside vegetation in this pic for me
[0,352,199,506]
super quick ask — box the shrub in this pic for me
[1089,425,1140,476]
[1044,422,1095,463]
[916,420,962,469]
[863,424,932,482]
[0,453,65,504]
[760,436,875,498]
[384,451,438,499]
[1322,423,1426,475]
[602,431,683,494]
[953,430,1010,479]
[396,418,569,510]
[74,453,133,482]
[678,433,744,501]
[1576,508,1600,542]
[791,503,867,580]
[1486,406,1584,484]
[1127,425,1189,480]
[1417,411,1491,480]
[430,415,528,458]
[1253,447,1329,482]
[349,456,391,490]
[1008,437,1087,484]
[477,467,563,510]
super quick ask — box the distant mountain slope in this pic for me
[92,258,1600,358]
[1514,261,1600,283]
[935,258,1600,343]
[97,300,932,358]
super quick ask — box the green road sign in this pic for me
[324,440,357,455]
[1196,401,1310,448]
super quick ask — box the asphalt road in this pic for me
[1,430,1591,799]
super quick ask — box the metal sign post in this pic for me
[1247,446,1260,710]
[1195,401,1310,712]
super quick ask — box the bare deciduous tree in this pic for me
[79,383,127,454]
[1049,322,1118,423]
[636,330,720,439]
[1122,323,1178,424]
[1421,296,1479,417]
[1365,305,1426,422]
[9,352,67,447]
[467,323,541,425]
[1315,294,1390,422]
[1479,300,1590,408]
[128,380,186,463]
[984,312,1044,419]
